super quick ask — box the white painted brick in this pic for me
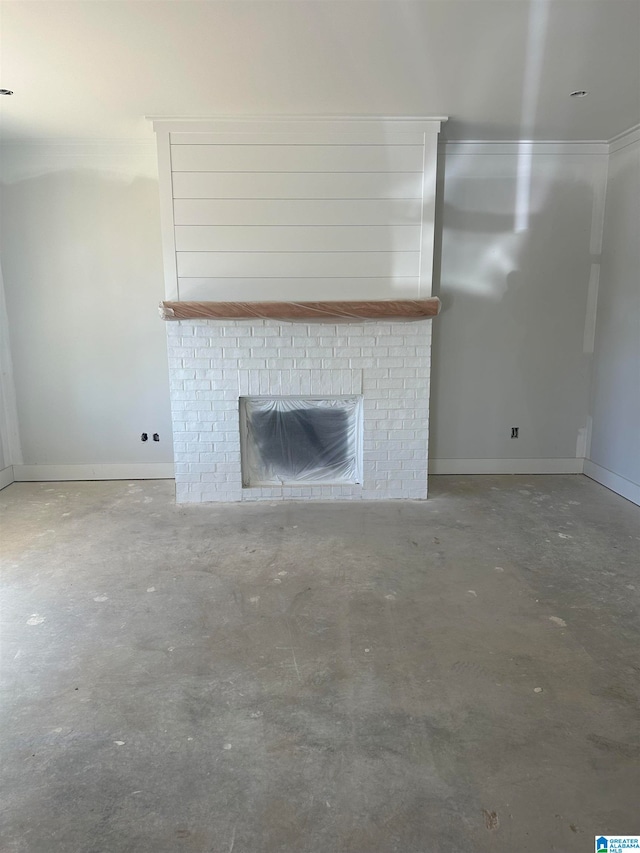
[389,367,416,379]
[192,326,213,338]
[376,378,405,389]
[169,318,431,504]
[183,380,210,392]
[349,357,376,369]
[364,451,389,461]
[282,348,311,359]
[234,357,265,369]
[388,388,416,399]
[402,378,428,390]
[169,368,196,381]
[221,347,245,360]
[299,372,312,394]
[288,375,301,394]
[375,357,405,368]
[266,358,295,369]
[253,370,265,394]
[181,358,210,370]
[206,350,226,363]
[322,357,350,369]
[190,410,218,422]
[170,347,197,359]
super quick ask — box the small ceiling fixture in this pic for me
[0,89,13,96]
[570,90,588,98]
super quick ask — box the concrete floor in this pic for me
[1,475,639,853]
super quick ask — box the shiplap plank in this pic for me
[178,277,419,301]
[174,225,420,253]
[170,131,428,146]
[170,144,424,173]
[176,251,420,278]
[173,198,423,226]
[172,172,423,200]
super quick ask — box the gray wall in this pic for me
[586,137,640,504]
[0,256,21,478]
[430,145,607,470]
[0,141,611,475]
[0,145,172,471]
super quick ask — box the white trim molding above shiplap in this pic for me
[429,458,585,475]
[0,466,14,491]
[149,115,448,136]
[584,461,640,507]
[13,464,175,482]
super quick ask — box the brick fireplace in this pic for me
[167,315,432,502]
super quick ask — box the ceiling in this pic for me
[0,0,638,143]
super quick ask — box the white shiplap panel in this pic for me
[176,251,420,278]
[178,277,420,301]
[170,144,424,173]
[174,225,421,253]
[173,198,423,226]
[171,172,423,200]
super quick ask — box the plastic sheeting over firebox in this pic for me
[240,397,363,486]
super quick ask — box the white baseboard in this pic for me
[583,460,640,507]
[13,463,175,482]
[429,458,585,475]
[0,465,14,490]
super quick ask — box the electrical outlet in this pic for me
[511,427,519,439]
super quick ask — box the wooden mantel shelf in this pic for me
[160,298,441,322]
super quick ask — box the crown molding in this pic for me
[439,140,609,156]
[1,123,637,181]
[0,139,158,183]
[608,123,640,154]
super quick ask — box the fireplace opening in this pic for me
[240,397,363,487]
